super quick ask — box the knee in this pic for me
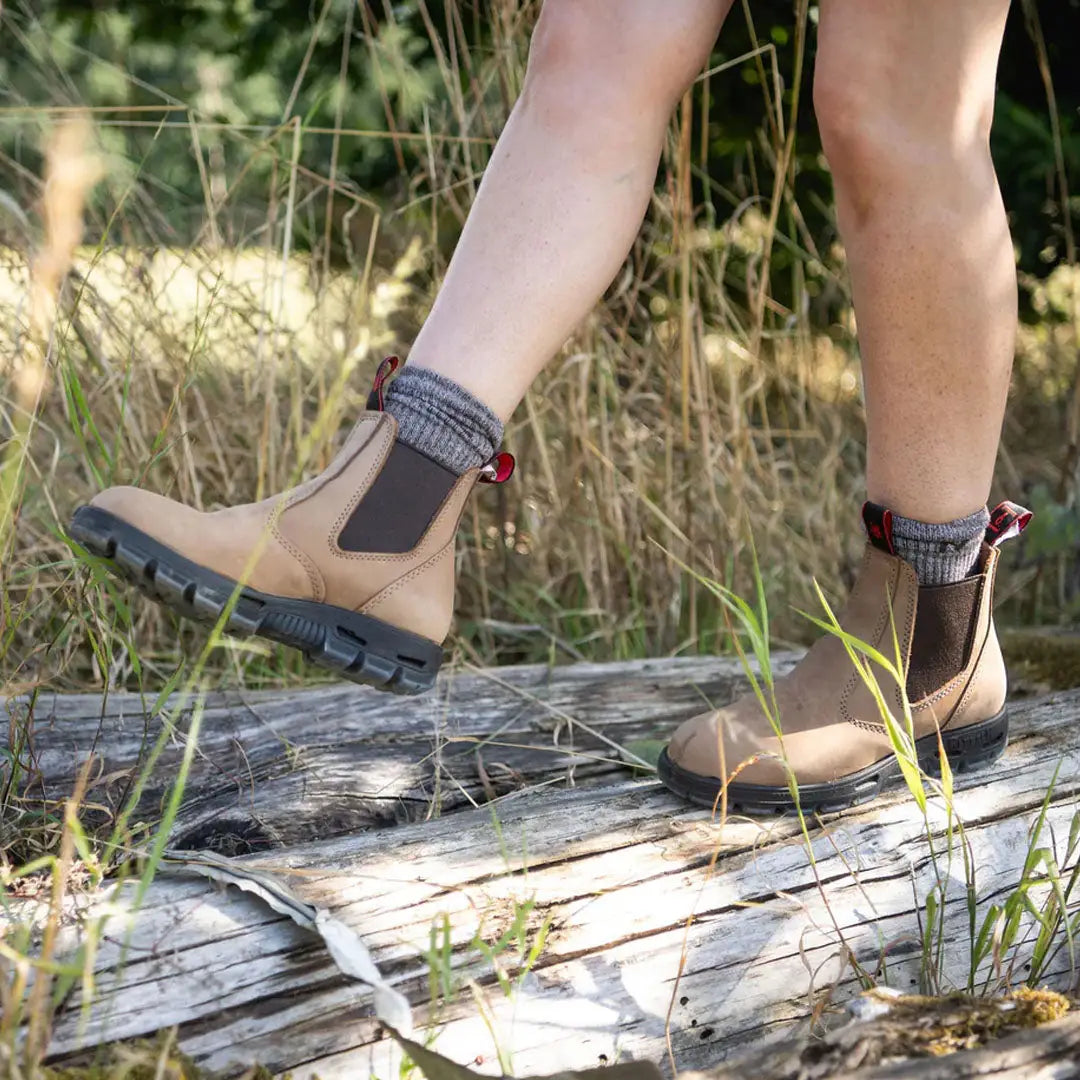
[524,0,710,128]
[813,55,994,201]
[813,67,903,195]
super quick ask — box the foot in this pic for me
[658,502,1030,813]
[68,359,513,694]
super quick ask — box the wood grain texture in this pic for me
[15,655,799,847]
[11,660,1079,1079]
[697,1009,1080,1079]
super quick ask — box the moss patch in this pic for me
[865,987,1072,1058]
[1002,630,1080,692]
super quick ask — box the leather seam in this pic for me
[945,549,1000,730]
[939,632,991,732]
[841,552,910,728]
[359,541,453,616]
[912,668,969,711]
[959,570,987,672]
[325,418,396,551]
[838,547,875,726]
[896,566,917,716]
[271,521,325,602]
[907,575,985,708]
[275,415,385,599]
[848,717,887,734]
[284,415,383,514]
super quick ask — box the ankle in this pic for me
[383,366,504,476]
[865,502,990,585]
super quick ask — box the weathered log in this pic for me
[15,655,799,847]
[14,663,1078,1080]
[692,1010,1080,1079]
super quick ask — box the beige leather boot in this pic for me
[659,501,1031,812]
[69,358,514,694]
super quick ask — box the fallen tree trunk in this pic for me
[698,1006,1080,1079]
[360,1002,1080,1080]
[8,659,1080,1078]
[15,654,799,847]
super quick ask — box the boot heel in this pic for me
[924,708,1009,775]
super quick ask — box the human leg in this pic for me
[661,1,1025,811]
[405,0,736,421]
[72,0,734,691]
[815,0,1015,526]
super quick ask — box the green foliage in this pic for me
[3,0,1077,282]
[994,93,1080,273]
[1021,484,1080,564]
[1,1,447,245]
[420,890,552,1075]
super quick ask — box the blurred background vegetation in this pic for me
[1,0,1079,692]
[3,1,1076,274]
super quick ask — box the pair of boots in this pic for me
[70,363,1027,813]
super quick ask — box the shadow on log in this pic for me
[14,655,799,847]
[5,658,1079,1078]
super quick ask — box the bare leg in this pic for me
[815,0,1014,523]
[408,0,734,421]
[664,2,1021,811]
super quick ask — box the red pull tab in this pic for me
[367,355,400,411]
[479,451,515,484]
[861,501,896,554]
[986,500,1032,547]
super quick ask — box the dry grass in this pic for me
[1,0,1078,859]
[0,4,1076,702]
[1,0,1079,1073]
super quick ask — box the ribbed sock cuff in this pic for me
[383,366,504,476]
[890,506,990,586]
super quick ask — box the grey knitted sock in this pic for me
[890,506,990,585]
[383,366,504,476]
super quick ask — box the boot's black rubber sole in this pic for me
[657,706,1009,815]
[69,505,442,695]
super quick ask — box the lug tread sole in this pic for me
[69,505,442,696]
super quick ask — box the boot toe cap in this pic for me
[89,486,200,549]
[667,704,789,787]
[91,485,170,526]
[85,486,314,600]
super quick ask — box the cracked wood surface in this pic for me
[698,1009,1080,1079]
[20,659,1080,1079]
[16,655,799,847]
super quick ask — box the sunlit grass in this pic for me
[1,0,1078,1074]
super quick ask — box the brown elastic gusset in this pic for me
[905,574,983,703]
[337,440,458,554]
